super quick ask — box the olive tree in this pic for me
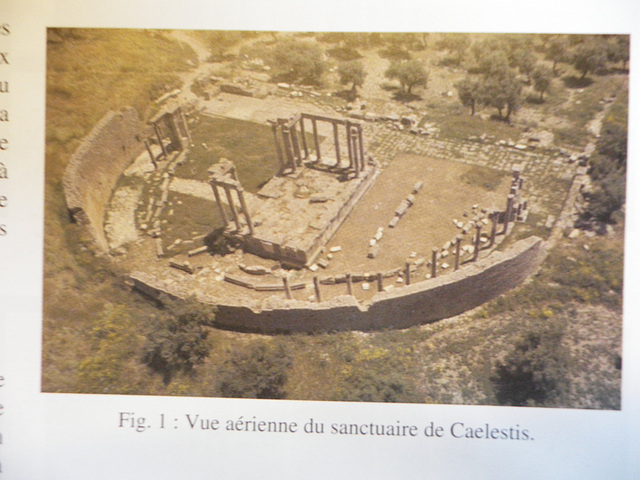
[384,59,428,95]
[269,39,327,85]
[338,60,366,98]
[532,65,553,101]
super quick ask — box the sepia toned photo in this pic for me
[43,29,627,407]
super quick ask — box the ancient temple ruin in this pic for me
[269,113,366,176]
[146,103,192,166]
[209,112,377,268]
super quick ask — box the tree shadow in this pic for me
[526,94,544,105]
[391,90,422,102]
[488,113,510,123]
[562,75,594,89]
[334,89,358,102]
[608,66,629,75]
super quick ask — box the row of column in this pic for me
[147,108,192,166]
[209,161,255,236]
[210,180,254,235]
[280,208,506,301]
[271,114,366,177]
[503,168,527,235]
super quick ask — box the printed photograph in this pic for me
[43,29,627,407]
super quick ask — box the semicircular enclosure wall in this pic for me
[62,107,147,252]
[131,236,546,333]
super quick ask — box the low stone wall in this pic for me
[63,107,147,252]
[131,236,545,333]
[305,165,379,266]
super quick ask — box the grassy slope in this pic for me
[42,28,197,392]
[43,31,625,409]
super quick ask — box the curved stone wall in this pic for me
[131,236,545,333]
[63,107,147,252]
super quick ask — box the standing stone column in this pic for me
[283,276,292,299]
[431,248,438,278]
[271,123,285,172]
[179,109,192,146]
[353,132,361,178]
[153,122,168,159]
[312,117,321,161]
[145,139,157,169]
[489,211,498,247]
[346,273,353,296]
[503,194,514,234]
[377,272,384,292]
[333,122,341,166]
[281,126,296,173]
[223,184,241,231]
[351,127,361,176]
[454,235,462,271]
[166,115,183,150]
[357,125,365,171]
[236,187,254,235]
[313,276,322,302]
[290,123,302,166]
[299,118,309,159]
[473,224,482,261]
[405,262,411,285]
[211,183,229,226]
[345,121,354,169]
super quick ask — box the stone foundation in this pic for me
[131,236,545,333]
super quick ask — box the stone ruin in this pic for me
[146,103,192,167]
[208,112,377,269]
[63,102,541,333]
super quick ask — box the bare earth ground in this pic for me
[325,154,509,274]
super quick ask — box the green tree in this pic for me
[584,170,626,223]
[545,35,569,74]
[467,38,509,74]
[436,33,471,66]
[455,76,481,115]
[384,59,428,95]
[338,60,366,99]
[572,39,608,79]
[596,123,627,170]
[583,117,627,224]
[607,35,630,70]
[142,297,216,383]
[479,67,522,122]
[202,31,245,62]
[531,64,553,100]
[492,326,568,406]
[269,39,327,85]
[512,49,536,81]
[216,342,292,399]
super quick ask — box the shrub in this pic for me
[142,297,216,383]
[335,370,419,403]
[216,342,292,399]
[491,324,568,406]
[268,39,326,86]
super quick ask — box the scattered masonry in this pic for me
[64,95,537,333]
